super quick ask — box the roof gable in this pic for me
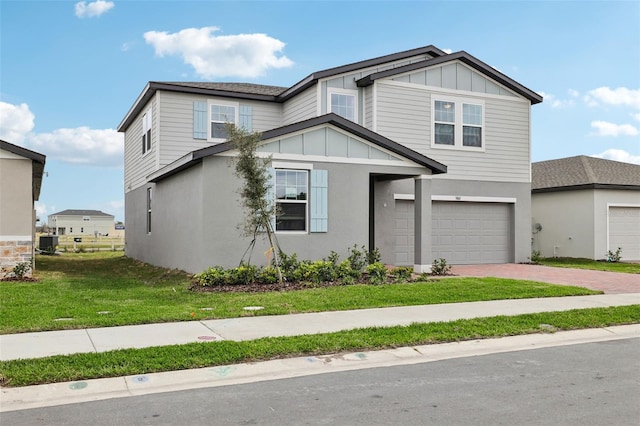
[356,51,542,104]
[532,155,640,192]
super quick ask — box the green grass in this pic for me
[1,305,637,387]
[0,252,600,334]
[538,257,640,274]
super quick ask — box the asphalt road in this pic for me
[4,338,639,425]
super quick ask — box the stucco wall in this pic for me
[531,190,595,259]
[0,156,34,276]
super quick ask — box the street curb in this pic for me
[2,324,638,413]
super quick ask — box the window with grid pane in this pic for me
[434,101,455,145]
[330,93,356,121]
[210,105,236,140]
[275,170,308,231]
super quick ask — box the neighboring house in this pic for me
[532,156,640,261]
[48,210,115,237]
[0,140,46,277]
[118,45,542,273]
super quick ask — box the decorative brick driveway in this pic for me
[450,264,640,294]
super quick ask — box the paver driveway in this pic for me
[450,264,640,294]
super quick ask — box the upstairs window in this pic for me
[329,89,357,122]
[141,107,152,155]
[210,104,236,140]
[433,97,484,150]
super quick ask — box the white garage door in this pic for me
[394,200,512,266]
[432,202,512,264]
[609,207,640,261]
[394,200,414,266]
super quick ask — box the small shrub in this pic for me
[365,262,388,285]
[607,247,622,263]
[390,266,413,282]
[314,260,338,283]
[367,247,381,265]
[336,259,360,283]
[194,266,227,286]
[12,262,31,279]
[324,250,340,266]
[257,266,279,284]
[228,263,258,285]
[347,244,368,273]
[530,250,541,263]
[431,258,451,276]
[279,251,300,281]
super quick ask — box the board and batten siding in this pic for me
[282,86,317,125]
[375,80,531,183]
[157,91,282,169]
[124,96,158,192]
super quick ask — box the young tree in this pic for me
[227,124,284,283]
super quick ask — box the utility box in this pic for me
[39,235,59,252]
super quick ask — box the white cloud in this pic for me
[568,89,580,98]
[590,120,639,137]
[1,101,123,166]
[143,26,293,78]
[442,48,453,54]
[537,91,574,108]
[0,101,35,144]
[632,112,640,122]
[584,87,640,109]
[27,127,123,167]
[75,1,114,18]
[592,149,640,165]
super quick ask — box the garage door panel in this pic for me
[394,200,513,266]
[433,201,512,265]
[609,207,640,260]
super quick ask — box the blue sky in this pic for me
[1,0,639,224]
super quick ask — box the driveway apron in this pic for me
[450,264,640,294]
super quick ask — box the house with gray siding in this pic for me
[118,45,542,273]
[0,140,46,277]
[532,156,640,261]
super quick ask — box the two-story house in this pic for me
[118,45,542,273]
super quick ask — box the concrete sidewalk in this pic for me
[2,293,639,361]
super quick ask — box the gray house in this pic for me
[532,156,640,261]
[118,46,542,273]
[0,140,46,277]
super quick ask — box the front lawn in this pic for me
[0,252,601,334]
[538,257,640,274]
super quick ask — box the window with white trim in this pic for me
[210,103,237,140]
[433,98,484,149]
[141,107,152,155]
[275,169,308,232]
[329,89,357,121]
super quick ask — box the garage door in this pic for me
[609,207,640,261]
[432,201,512,264]
[394,200,512,266]
[394,200,414,266]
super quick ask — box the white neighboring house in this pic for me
[532,156,640,261]
[48,210,115,237]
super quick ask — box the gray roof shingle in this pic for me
[532,156,640,192]
[158,82,288,96]
[50,209,114,217]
